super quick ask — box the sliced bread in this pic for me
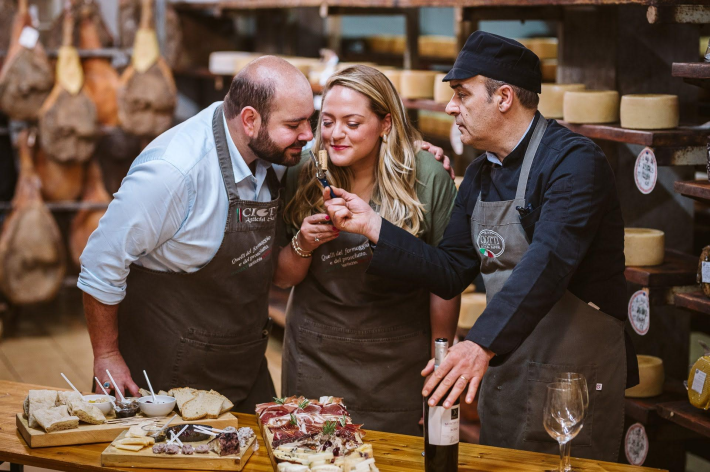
[34,406,79,433]
[28,390,58,428]
[208,390,233,415]
[170,387,197,414]
[58,391,83,406]
[181,391,224,421]
[69,400,106,425]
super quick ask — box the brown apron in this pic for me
[472,116,627,462]
[282,227,431,435]
[118,104,279,413]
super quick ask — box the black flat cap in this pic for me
[443,31,542,94]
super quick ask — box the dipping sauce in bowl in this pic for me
[138,395,176,417]
[115,398,140,418]
[83,394,115,415]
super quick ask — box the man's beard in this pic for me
[248,125,305,167]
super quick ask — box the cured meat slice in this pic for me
[0,131,66,305]
[117,0,176,138]
[38,7,98,164]
[69,159,111,267]
[0,0,53,121]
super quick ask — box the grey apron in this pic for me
[118,104,279,413]
[282,227,431,435]
[472,116,626,462]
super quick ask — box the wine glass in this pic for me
[555,373,589,471]
[543,382,585,472]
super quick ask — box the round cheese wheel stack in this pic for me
[620,94,679,130]
[539,83,585,119]
[624,228,664,266]
[383,70,402,93]
[625,355,664,398]
[400,71,437,99]
[523,37,558,60]
[540,59,557,83]
[563,90,620,124]
[434,73,452,104]
[458,293,487,331]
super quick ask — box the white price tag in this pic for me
[634,148,657,195]
[624,423,649,466]
[628,290,650,336]
[18,26,39,50]
[702,261,710,284]
[427,405,460,446]
[450,122,463,156]
[692,369,707,395]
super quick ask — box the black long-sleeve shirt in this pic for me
[369,113,639,386]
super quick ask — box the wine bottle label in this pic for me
[427,404,460,446]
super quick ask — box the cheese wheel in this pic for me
[625,355,664,398]
[540,59,557,83]
[400,71,437,99]
[383,70,402,93]
[539,83,585,119]
[620,94,679,130]
[391,36,406,55]
[434,74,452,104]
[454,176,464,190]
[689,355,710,410]
[624,228,664,266]
[458,293,487,331]
[522,37,558,60]
[434,113,454,137]
[563,90,620,124]
[208,52,256,75]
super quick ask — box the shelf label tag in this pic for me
[18,27,39,50]
[625,423,649,466]
[427,404,459,446]
[628,290,650,336]
[692,369,707,395]
[634,147,657,195]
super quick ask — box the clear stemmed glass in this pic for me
[543,382,585,472]
[555,373,589,471]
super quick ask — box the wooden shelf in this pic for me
[402,99,447,113]
[624,250,698,288]
[672,62,710,80]
[625,391,685,426]
[558,121,709,148]
[657,401,710,439]
[675,291,710,316]
[675,180,710,202]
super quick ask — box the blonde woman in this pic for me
[274,65,459,435]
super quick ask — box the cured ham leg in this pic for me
[69,159,111,267]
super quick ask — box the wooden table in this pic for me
[0,381,664,472]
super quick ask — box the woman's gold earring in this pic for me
[382,134,388,143]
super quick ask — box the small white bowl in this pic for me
[138,395,177,417]
[83,394,116,415]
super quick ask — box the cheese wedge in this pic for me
[620,94,679,130]
[563,90,619,124]
[624,228,664,267]
[539,83,585,119]
[115,444,145,452]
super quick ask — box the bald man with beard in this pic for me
[79,57,315,409]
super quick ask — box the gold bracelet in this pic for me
[291,230,312,258]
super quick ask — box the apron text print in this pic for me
[477,229,506,258]
[236,206,279,224]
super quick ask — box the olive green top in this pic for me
[283,149,457,246]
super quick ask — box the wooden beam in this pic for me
[647,5,710,24]
[460,6,563,21]
[404,8,420,70]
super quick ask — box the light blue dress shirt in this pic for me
[78,101,286,305]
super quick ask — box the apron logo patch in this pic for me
[237,206,278,224]
[477,230,505,258]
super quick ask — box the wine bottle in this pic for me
[424,338,459,472]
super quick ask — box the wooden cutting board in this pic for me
[101,430,256,470]
[17,411,238,448]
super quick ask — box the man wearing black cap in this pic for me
[323,31,638,462]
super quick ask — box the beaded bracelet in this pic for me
[291,230,313,258]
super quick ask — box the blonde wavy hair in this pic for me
[285,65,426,236]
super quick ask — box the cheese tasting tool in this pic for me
[309,149,336,199]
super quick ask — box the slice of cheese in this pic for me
[620,94,679,130]
[382,70,402,93]
[625,355,664,398]
[400,71,437,99]
[458,293,487,331]
[114,444,144,452]
[563,90,619,124]
[624,228,664,267]
[434,73,452,104]
[539,83,585,119]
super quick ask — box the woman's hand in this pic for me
[298,214,340,252]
